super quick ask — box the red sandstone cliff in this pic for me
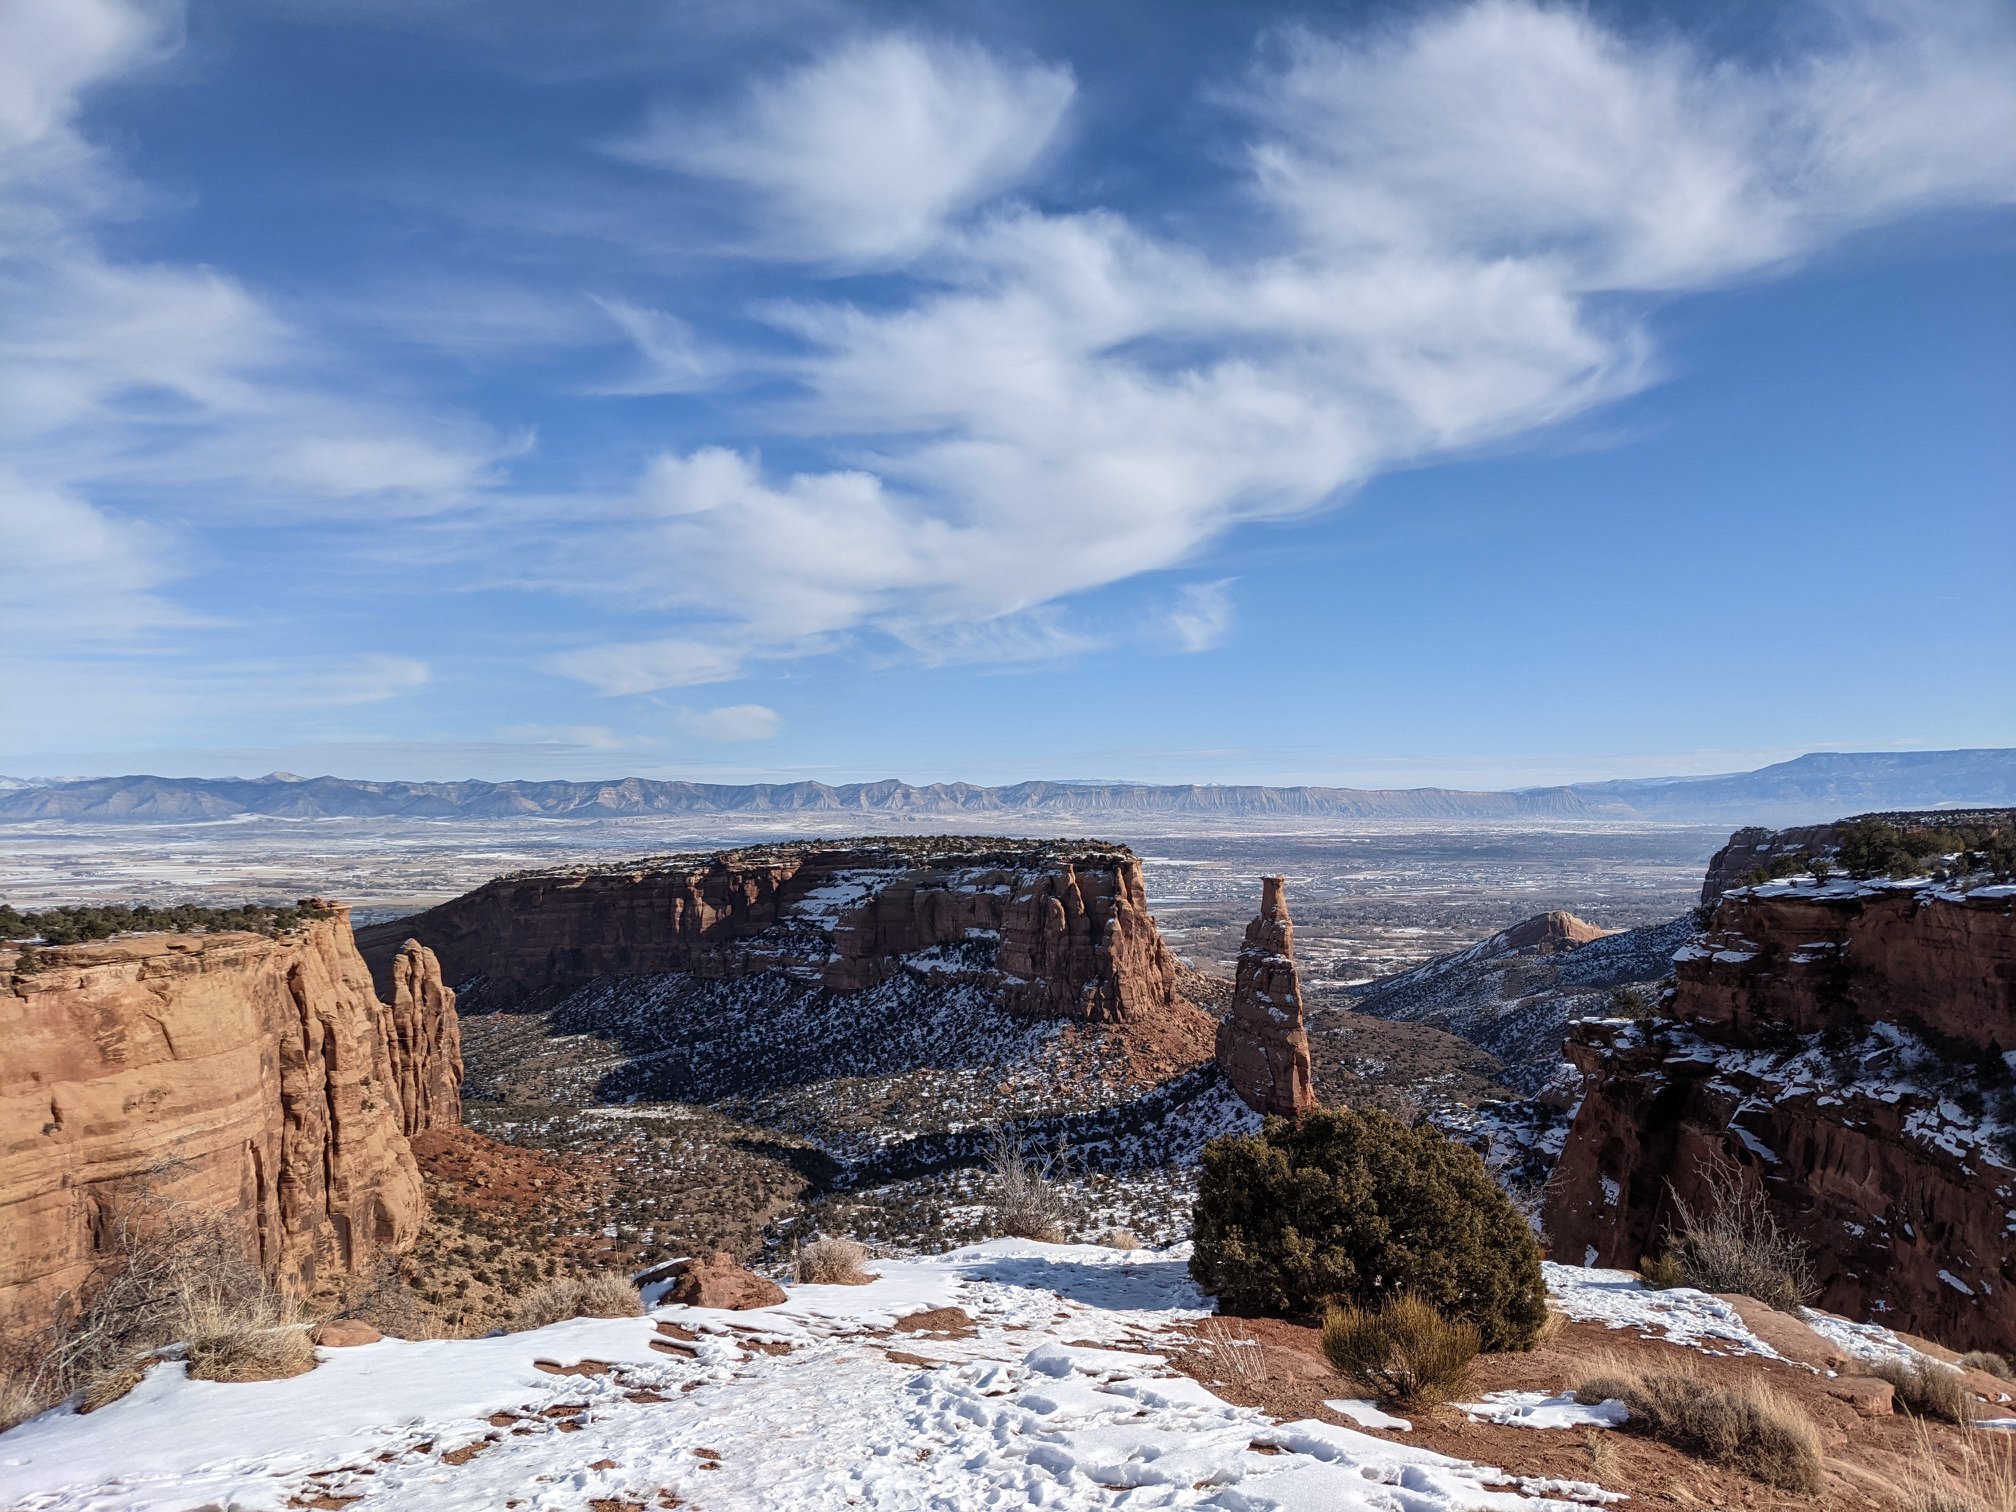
[0,909,459,1344]
[1546,877,2016,1352]
[358,840,1181,1026]
[1216,877,1315,1117]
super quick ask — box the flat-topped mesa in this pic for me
[357,837,1181,1025]
[0,907,461,1347]
[1216,877,1316,1117]
[1547,870,2016,1352]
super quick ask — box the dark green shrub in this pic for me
[1189,1107,1547,1350]
[1321,1293,1479,1407]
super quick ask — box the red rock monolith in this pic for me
[1216,876,1316,1117]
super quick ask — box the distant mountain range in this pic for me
[1,749,2009,827]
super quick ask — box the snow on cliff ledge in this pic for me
[0,1242,1626,1512]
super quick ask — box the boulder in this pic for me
[1824,1377,1896,1417]
[311,1319,383,1348]
[666,1252,786,1311]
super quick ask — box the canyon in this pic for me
[0,910,460,1345]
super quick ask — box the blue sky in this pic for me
[5,0,2013,787]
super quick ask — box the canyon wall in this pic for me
[1547,877,2016,1351]
[359,840,1180,1026]
[0,909,459,1344]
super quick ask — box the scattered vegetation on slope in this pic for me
[0,899,336,950]
[1189,1106,1547,1350]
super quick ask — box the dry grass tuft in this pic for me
[4,1186,314,1426]
[1892,1416,2016,1512]
[1960,1351,2015,1382]
[1868,1355,1975,1425]
[184,1318,316,1384]
[795,1237,875,1286]
[985,1129,1070,1244]
[1321,1293,1480,1409]
[1198,1317,1266,1384]
[1098,1228,1143,1251]
[1645,1164,1817,1313]
[508,1273,642,1332]
[1575,1360,1821,1492]
[0,1374,43,1433]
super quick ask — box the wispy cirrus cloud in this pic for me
[612,33,1075,265]
[542,1,2016,697]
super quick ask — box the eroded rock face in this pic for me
[1546,879,2016,1352]
[360,839,1181,1026]
[1216,877,1315,1118]
[0,908,458,1344]
[382,939,463,1137]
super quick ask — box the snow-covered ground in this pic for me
[2,1243,1626,1512]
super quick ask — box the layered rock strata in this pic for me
[382,939,463,1137]
[1547,876,2016,1352]
[359,839,1180,1025]
[1216,877,1316,1117]
[0,908,459,1344]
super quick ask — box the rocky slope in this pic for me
[1345,910,1690,1094]
[1546,874,2016,1352]
[0,910,459,1343]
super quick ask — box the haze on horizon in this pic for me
[6,0,2013,789]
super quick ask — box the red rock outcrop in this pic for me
[666,1251,786,1310]
[381,938,462,1137]
[1216,877,1316,1117]
[360,839,1181,1026]
[0,907,460,1346]
[1493,912,1612,954]
[1546,879,2016,1352]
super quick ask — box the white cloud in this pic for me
[616,34,1074,264]
[589,296,717,393]
[0,465,188,644]
[1167,580,1235,654]
[544,4,2016,684]
[677,703,782,741]
[543,635,747,695]
[319,654,432,705]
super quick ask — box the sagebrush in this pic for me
[1321,1293,1479,1408]
[1644,1165,1815,1313]
[507,1273,642,1332]
[796,1236,874,1285]
[985,1129,1070,1244]
[2,1189,310,1429]
[1576,1362,1821,1493]
[1868,1355,1974,1425]
[1189,1107,1547,1350]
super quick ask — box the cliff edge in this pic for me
[1546,872,2016,1351]
[0,909,459,1343]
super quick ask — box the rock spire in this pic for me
[1217,876,1316,1117]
